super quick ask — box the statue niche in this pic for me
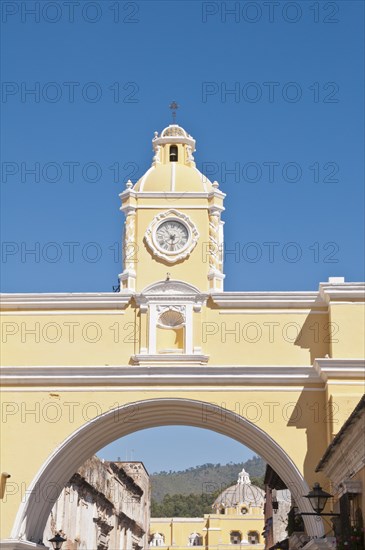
[156,306,185,354]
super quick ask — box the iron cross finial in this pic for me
[169,101,179,123]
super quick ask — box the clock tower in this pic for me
[118,124,225,293]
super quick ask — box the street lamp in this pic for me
[301,483,340,517]
[48,533,67,550]
[305,483,332,514]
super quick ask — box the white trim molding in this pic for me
[210,292,327,309]
[0,293,132,311]
[2,282,363,313]
[135,280,208,310]
[131,355,209,366]
[314,358,365,381]
[319,282,365,303]
[1,365,321,387]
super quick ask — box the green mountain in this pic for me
[150,455,266,503]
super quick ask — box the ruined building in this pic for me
[43,457,150,550]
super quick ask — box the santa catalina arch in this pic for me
[1,124,364,549]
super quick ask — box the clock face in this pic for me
[145,209,199,263]
[156,220,189,252]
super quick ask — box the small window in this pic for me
[188,533,202,546]
[150,533,165,547]
[230,531,241,544]
[169,145,178,162]
[248,531,259,544]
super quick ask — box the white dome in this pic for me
[213,483,265,508]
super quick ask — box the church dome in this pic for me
[132,125,217,194]
[212,468,265,510]
[160,125,190,138]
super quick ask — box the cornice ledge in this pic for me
[0,292,133,311]
[125,191,210,199]
[119,188,136,199]
[131,354,209,366]
[319,282,365,303]
[210,291,326,309]
[1,364,322,386]
[314,358,365,381]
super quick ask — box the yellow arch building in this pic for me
[1,124,364,550]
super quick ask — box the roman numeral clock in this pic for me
[145,209,199,263]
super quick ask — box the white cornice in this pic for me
[319,283,365,303]
[131,354,210,366]
[1,282,363,312]
[0,365,322,386]
[314,359,365,381]
[0,293,132,311]
[135,280,208,310]
[210,292,327,309]
[119,191,225,207]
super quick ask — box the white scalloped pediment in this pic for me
[142,280,201,296]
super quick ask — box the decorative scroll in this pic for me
[208,211,221,272]
[124,211,136,271]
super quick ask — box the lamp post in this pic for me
[300,483,340,517]
[48,533,67,550]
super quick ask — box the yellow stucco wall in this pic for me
[328,303,365,358]
[150,513,265,549]
[0,308,334,366]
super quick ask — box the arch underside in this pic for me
[13,398,324,542]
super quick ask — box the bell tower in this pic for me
[118,124,225,293]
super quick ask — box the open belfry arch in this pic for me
[1,124,364,550]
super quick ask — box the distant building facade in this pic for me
[43,457,150,550]
[150,468,265,549]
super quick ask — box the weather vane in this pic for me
[169,101,179,123]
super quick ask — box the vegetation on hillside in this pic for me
[151,490,222,518]
[150,456,266,517]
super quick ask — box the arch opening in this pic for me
[169,145,178,162]
[12,398,324,543]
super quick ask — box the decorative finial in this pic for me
[126,179,133,189]
[212,180,219,188]
[169,101,179,124]
[166,272,171,281]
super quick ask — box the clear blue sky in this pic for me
[1,1,363,471]
[1,0,364,293]
[97,426,255,474]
